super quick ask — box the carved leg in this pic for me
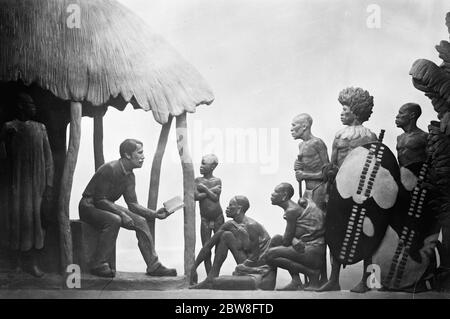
[277,272,304,291]
[190,231,246,289]
[270,257,319,289]
[315,255,341,291]
[441,226,450,270]
[200,221,213,274]
[319,250,328,286]
[21,249,44,278]
[350,257,371,293]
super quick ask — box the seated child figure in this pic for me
[195,154,224,274]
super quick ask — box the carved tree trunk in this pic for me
[93,115,105,171]
[176,113,195,281]
[147,116,173,240]
[57,101,82,272]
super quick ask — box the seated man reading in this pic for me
[189,195,271,289]
[266,183,326,290]
[79,139,176,278]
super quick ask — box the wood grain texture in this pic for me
[147,116,173,239]
[176,113,195,280]
[57,101,82,272]
[93,115,105,171]
[0,0,214,124]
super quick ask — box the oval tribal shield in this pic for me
[325,142,401,265]
[373,161,440,290]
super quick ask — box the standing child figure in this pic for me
[195,154,224,274]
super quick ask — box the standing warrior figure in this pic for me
[291,113,329,285]
[194,154,224,274]
[0,93,54,277]
[372,103,440,292]
[291,113,330,212]
[318,87,379,293]
[395,103,428,167]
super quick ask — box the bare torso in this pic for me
[297,137,329,189]
[396,130,428,167]
[332,126,378,168]
[195,176,223,220]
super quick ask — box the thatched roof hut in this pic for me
[0,0,213,123]
[0,0,213,281]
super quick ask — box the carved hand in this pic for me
[294,159,304,171]
[295,170,304,182]
[322,163,338,182]
[155,207,170,220]
[242,259,256,267]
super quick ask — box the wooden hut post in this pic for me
[57,101,82,272]
[93,115,105,171]
[147,116,173,239]
[175,113,195,280]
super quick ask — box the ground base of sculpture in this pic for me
[210,273,276,291]
[0,271,187,290]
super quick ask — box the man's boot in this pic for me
[147,264,177,277]
[91,263,115,278]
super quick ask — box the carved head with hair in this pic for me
[338,87,374,125]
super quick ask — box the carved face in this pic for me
[270,185,287,205]
[200,156,217,175]
[290,119,307,140]
[126,144,145,169]
[340,105,357,126]
[17,95,37,120]
[395,105,412,128]
[225,198,241,218]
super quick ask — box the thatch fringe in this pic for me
[0,0,214,124]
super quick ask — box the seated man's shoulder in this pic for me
[285,207,301,220]
[95,160,120,176]
[100,160,117,171]
[245,217,266,232]
[221,220,238,230]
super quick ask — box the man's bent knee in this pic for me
[221,231,237,243]
[265,247,286,262]
[108,215,122,228]
[270,235,284,247]
[265,248,276,262]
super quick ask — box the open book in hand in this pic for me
[163,196,184,215]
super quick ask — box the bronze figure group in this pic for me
[0,85,447,294]
[188,87,444,293]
